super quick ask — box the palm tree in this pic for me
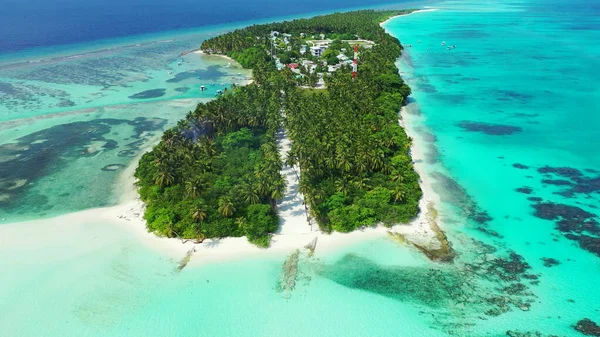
[191,207,207,222]
[241,185,261,204]
[185,179,202,198]
[392,185,406,204]
[270,185,285,210]
[154,169,175,188]
[335,178,351,196]
[351,177,369,191]
[191,207,207,243]
[218,197,235,217]
[235,217,247,231]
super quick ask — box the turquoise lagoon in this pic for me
[1,0,599,336]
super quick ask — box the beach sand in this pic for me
[380,8,439,26]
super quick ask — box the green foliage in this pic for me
[244,204,279,247]
[221,128,256,150]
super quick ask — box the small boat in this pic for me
[453,45,457,48]
[441,41,446,46]
[447,47,451,50]
[168,71,172,75]
[177,62,181,65]
[200,85,206,91]
[216,89,223,95]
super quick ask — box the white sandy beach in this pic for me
[380,8,439,26]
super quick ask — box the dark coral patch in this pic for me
[457,121,522,135]
[101,164,126,172]
[516,187,533,194]
[541,257,560,267]
[542,179,573,186]
[532,202,600,257]
[174,87,190,93]
[128,88,166,99]
[574,318,600,336]
[538,166,582,178]
[471,210,493,224]
[476,226,503,238]
[166,65,227,83]
[535,166,600,198]
[513,163,529,169]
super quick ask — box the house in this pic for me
[283,33,292,38]
[270,31,280,37]
[310,44,328,57]
[337,53,349,61]
[300,33,305,38]
[286,63,299,69]
[327,65,340,72]
[300,45,307,55]
[319,33,325,39]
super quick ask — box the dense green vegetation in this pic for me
[135,82,287,247]
[136,9,421,246]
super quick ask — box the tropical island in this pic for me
[134,9,428,250]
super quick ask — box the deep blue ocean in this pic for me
[0,0,423,53]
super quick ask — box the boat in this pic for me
[447,46,451,50]
[200,85,206,91]
[441,41,446,46]
[177,62,181,65]
[453,45,457,48]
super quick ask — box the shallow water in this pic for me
[0,31,250,223]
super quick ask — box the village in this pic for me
[268,30,375,88]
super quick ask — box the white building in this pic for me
[337,53,349,61]
[310,43,329,57]
[310,46,326,57]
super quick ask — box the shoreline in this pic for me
[380,8,439,26]
[194,49,236,63]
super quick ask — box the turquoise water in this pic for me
[0,30,251,223]
[384,0,600,334]
[1,0,599,336]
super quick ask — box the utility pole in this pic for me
[352,44,358,80]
